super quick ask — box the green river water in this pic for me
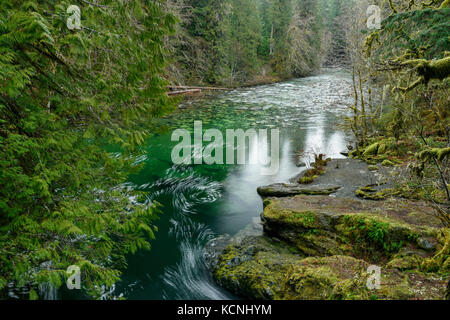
[62,68,354,300]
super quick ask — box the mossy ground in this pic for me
[212,237,447,300]
[210,194,448,300]
[355,186,416,201]
[350,138,409,166]
[349,136,449,205]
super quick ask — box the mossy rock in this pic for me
[211,235,303,299]
[386,255,422,271]
[363,143,380,157]
[334,213,425,262]
[352,138,407,165]
[212,241,447,300]
[381,159,395,167]
[378,143,388,155]
[262,195,440,262]
[355,186,414,201]
[299,175,317,184]
[262,200,345,256]
[420,229,450,274]
[263,195,442,229]
[349,150,361,158]
[355,187,388,200]
[209,195,447,300]
[283,256,370,300]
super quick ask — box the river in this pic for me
[113,68,354,300]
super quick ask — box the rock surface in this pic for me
[205,228,447,300]
[288,159,395,199]
[261,195,441,261]
[204,158,449,300]
[257,183,340,197]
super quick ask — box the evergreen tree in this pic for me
[219,0,262,84]
[0,0,175,299]
[268,0,293,75]
[167,0,329,85]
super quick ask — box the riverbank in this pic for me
[173,67,338,94]
[169,74,285,101]
[204,157,449,300]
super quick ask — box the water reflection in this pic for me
[303,123,347,163]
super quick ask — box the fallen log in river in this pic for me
[166,89,202,96]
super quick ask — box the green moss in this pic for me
[350,138,410,166]
[355,187,388,200]
[263,199,272,208]
[382,159,395,166]
[213,244,446,300]
[380,275,414,300]
[378,143,388,154]
[363,143,380,157]
[349,150,361,158]
[365,158,379,165]
[286,211,316,227]
[374,154,389,161]
[298,154,330,184]
[442,257,450,272]
[418,147,450,162]
[386,255,421,271]
[286,265,341,299]
[337,214,419,257]
[298,168,324,184]
[355,186,413,200]
[420,229,450,274]
[299,232,350,256]
[299,175,317,184]
[404,56,450,83]
[265,205,321,230]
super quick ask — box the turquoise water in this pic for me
[115,68,354,300]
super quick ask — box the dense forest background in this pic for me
[0,0,448,299]
[165,0,350,85]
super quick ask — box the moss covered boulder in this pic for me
[350,138,408,166]
[208,233,447,300]
[262,195,441,262]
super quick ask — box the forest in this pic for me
[165,0,333,85]
[0,0,449,301]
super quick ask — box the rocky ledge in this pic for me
[256,184,340,197]
[204,158,449,300]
